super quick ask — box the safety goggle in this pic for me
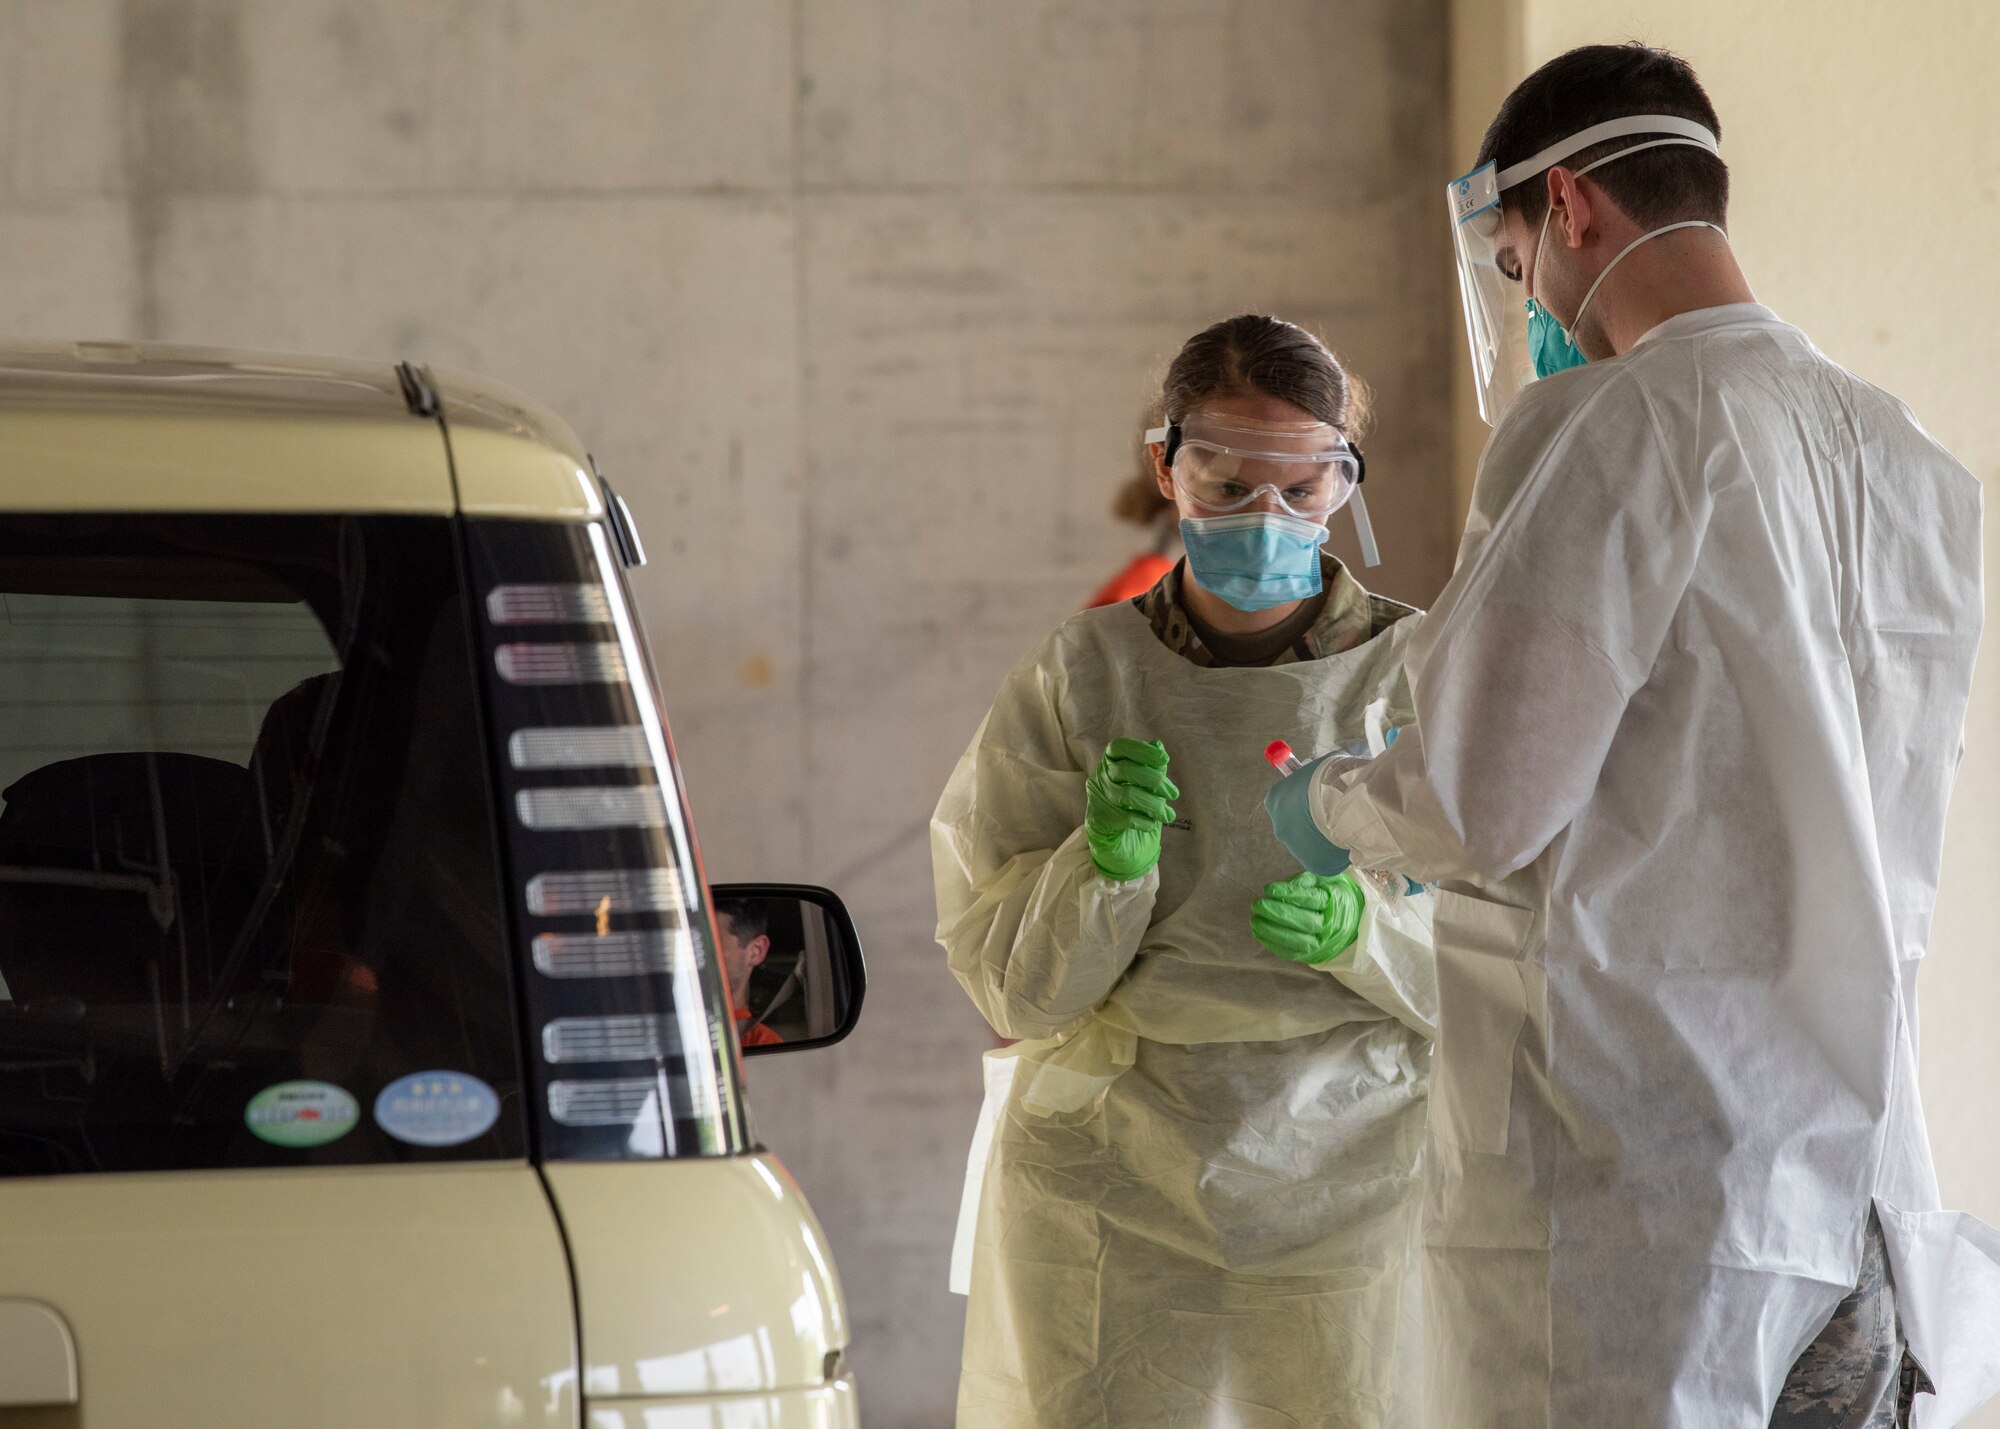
[1144,413,1365,521]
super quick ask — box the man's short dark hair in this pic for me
[1476,43,1728,229]
[716,899,769,943]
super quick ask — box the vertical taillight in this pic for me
[467,521,741,1161]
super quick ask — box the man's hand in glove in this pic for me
[1252,869,1365,965]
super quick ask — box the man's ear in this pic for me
[1546,166,1594,250]
[747,934,770,971]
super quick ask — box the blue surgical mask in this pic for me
[1179,511,1328,613]
[1527,297,1587,378]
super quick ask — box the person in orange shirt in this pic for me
[714,899,784,1048]
[1083,401,1183,608]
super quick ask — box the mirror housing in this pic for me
[708,883,865,1057]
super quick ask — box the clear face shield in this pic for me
[1447,114,1724,425]
[1144,412,1380,566]
[1449,163,1534,426]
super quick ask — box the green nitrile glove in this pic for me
[1084,738,1180,882]
[1252,869,1365,965]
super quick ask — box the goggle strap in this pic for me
[1349,488,1381,568]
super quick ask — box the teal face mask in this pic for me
[1179,512,1327,613]
[1526,203,1588,379]
[1527,297,1587,378]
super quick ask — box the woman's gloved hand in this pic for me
[1085,738,1180,881]
[1264,753,1355,875]
[1252,869,1366,965]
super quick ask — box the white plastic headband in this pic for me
[1496,113,1720,192]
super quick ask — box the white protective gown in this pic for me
[1311,304,2000,1427]
[934,582,1437,1428]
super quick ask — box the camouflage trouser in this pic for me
[1770,1217,1932,1428]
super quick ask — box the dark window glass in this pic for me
[466,518,747,1160]
[0,516,524,1176]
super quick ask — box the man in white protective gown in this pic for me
[1263,42,2000,1429]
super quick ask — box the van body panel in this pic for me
[0,1299,77,1406]
[0,342,454,514]
[583,1378,860,1428]
[0,343,410,420]
[545,1155,849,1400]
[445,422,604,521]
[0,411,454,513]
[432,366,607,522]
[0,1163,579,1427]
[0,344,618,523]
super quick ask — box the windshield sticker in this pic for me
[374,1071,501,1147]
[246,1081,361,1148]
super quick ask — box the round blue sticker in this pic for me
[373,1071,501,1148]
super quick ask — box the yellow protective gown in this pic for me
[933,580,1435,1429]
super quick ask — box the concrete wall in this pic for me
[1454,2,2000,1422]
[0,4,1454,1423]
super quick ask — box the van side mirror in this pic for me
[707,884,865,1057]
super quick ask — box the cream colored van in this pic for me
[0,343,863,1428]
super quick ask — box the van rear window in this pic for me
[0,515,525,1175]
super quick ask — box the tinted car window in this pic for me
[0,516,524,1175]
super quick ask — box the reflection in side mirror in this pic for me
[707,883,866,1057]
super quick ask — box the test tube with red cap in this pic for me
[1264,739,1305,777]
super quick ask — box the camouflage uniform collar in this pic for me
[1134,553,1406,668]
